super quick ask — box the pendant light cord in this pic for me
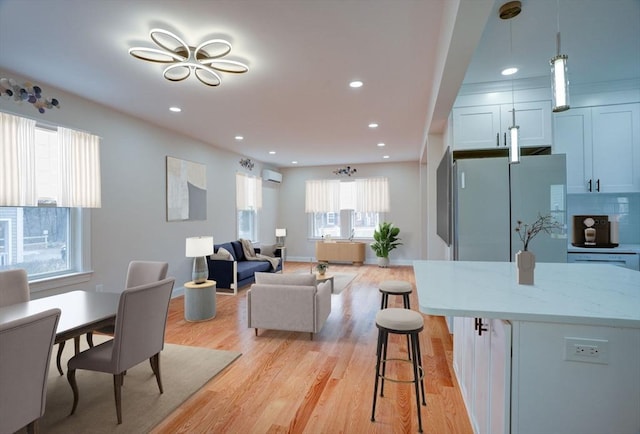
[510,20,516,126]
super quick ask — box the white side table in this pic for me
[184,280,216,321]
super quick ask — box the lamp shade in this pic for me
[275,228,287,237]
[185,236,214,257]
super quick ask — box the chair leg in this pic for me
[150,353,163,394]
[56,341,65,375]
[113,373,124,424]
[67,368,79,416]
[86,331,94,348]
[254,328,258,336]
[410,332,424,433]
[26,419,39,434]
[380,330,389,397]
[371,328,384,422]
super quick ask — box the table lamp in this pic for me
[275,228,287,246]
[185,236,214,284]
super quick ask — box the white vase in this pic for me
[515,250,535,285]
[378,257,390,268]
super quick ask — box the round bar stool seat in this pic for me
[371,308,427,432]
[379,280,412,310]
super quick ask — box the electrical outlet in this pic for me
[564,337,609,364]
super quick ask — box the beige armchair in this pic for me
[0,308,61,434]
[248,272,331,340]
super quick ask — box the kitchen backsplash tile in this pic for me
[567,193,640,243]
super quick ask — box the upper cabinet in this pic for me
[554,103,640,193]
[452,101,552,151]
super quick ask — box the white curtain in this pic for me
[58,127,102,208]
[0,112,37,206]
[356,177,389,212]
[339,181,356,210]
[305,179,340,213]
[236,172,262,210]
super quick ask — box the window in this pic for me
[236,173,262,241]
[0,206,72,278]
[0,127,79,279]
[306,178,388,239]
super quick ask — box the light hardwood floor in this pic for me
[153,262,473,434]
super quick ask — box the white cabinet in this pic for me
[554,103,640,193]
[453,101,552,150]
[453,317,512,434]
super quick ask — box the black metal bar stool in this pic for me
[371,308,427,432]
[379,280,412,310]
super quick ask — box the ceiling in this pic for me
[1,1,638,169]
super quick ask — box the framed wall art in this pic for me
[166,156,207,221]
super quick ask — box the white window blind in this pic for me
[0,112,101,208]
[356,177,389,212]
[305,177,389,213]
[58,127,102,208]
[0,112,36,206]
[305,179,340,213]
[236,172,262,210]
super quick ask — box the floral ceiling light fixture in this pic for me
[0,78,60,113]
[129,28,248,87]
[333,166,357,176]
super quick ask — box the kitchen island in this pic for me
[413,260,640,434]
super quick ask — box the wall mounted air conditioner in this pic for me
[262,169,282,183]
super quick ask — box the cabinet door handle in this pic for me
[474,317,488,336]
[496,133,500,147]
[504,132,507,147]
[588,179,592,192]
[596,179,600,192]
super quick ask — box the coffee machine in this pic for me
[571,215,619,247]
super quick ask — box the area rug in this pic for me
[34,336,241,434]
[294,271,357,294]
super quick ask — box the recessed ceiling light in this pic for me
[169,106,181,112]
[377,142,385,147]
[235,135,244,141]
[368,122,379,128]
[501,67,518,76]
[269,151,276,155]
[349,80,363,88]
[291,161,298,164]
[383,155,390,159]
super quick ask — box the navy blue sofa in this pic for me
[207,240,282,295]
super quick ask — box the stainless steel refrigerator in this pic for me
[453,154,567,263]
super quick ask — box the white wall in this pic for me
[0,68,278,295]
[278,162,421,265]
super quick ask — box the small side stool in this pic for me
[371,308,426,433]
[379,280,412,310]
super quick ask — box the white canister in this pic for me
[609,220,620,244]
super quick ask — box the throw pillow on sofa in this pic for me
[260,244,277,257]
[212,246,233,261]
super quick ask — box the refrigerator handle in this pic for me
[588,179,592,192]
[496,132,499,147]
[504,132,507,147]
[596,179,600,192]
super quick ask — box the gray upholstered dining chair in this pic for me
[0,268,30,307]
[85,260,169,347]
[0,308,61,434]
[67,277,175,424]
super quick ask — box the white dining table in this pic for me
[0,290,120,374]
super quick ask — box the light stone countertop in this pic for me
[413,260,640,328]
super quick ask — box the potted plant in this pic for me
[370,222,402,268]
[316,262,329,275]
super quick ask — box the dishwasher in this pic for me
[567,252,640,271]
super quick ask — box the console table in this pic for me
[316,241,365,265]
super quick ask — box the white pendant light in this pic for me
[550,1,569,112]
[499,2,522,164]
